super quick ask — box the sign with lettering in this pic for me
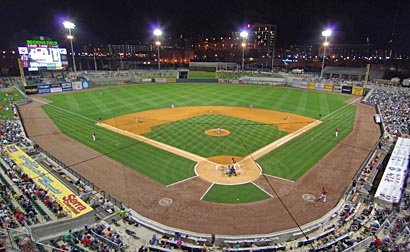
[3,144,93,217]
[375,137,410,203]
[26,40,58,46]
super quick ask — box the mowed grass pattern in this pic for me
[41,84,354,188]
[143,114,287,157]
[202,183,271,203]
[257,105,356,180]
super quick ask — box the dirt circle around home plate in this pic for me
[195,155,262,185]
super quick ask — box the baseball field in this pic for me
[19,83,380,234]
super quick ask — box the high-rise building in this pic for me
[247,24,277,58]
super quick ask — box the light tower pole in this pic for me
[153,29,162,71]
[240,31,248,71]
[63,21,77,74]
[320,29,332,78]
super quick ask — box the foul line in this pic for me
[200,183,215,200]
[262,174,295,183]
[31,97,96,123]
[99,123,208,163]
[166,175,198,187]
[251,181,274,198]
[322,96,362,120]
[247,120,321,160]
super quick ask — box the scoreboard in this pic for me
[18,39,68,71]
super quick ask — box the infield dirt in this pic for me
[99,106,319,185]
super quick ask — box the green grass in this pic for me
[202,183,271,203]
[41,84,355,200]
[144,114,287,157]
[257,105,356,180]
[188,71,217,79]
[0,88,25,119]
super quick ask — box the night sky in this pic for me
[1,0,409,52]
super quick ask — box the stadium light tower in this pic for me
[153,28,162,71]
[240,31,248,71]
[320,29,332,78]
[63,21,77,74]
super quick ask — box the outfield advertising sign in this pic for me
[315,82,324,91]
[62,82,73,92]
[24,86,38,95]
[333,84,342,93]
[37,84,51,94]
[292,79,301,88]
[3,144,93,218]
[300,81,308,89]
[341,85,353,94]
[50,83,62,93]
[72,81,83,90]
[352,87,364,96]
[82,80,92,89]
[324,84,333,92]
[307,82,315,89]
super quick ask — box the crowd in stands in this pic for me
[0,77,20,88]
[42,221,126,252]
[365,88,410,137]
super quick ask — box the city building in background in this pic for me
[1,23,410,77]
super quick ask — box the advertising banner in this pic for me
[72,81,83,90]
[292,79,301,88]
[375,138,410,203]
[154,78,167,83]
[341,85,353,94]
[324,83,333,92]
[300,81,308,89]
[62,82,73,92]
[82,80,91,89]
[24,86,38,95]
[50,83,62,93]
[3,144,93,218]
[307,82,316,89]
[218,79,229,84]
[315,82,324,91]
[352,87,364,96]
[333,84,342,93]
[37,84,50,94]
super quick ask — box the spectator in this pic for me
[64,230,73,243]
[150,234,157,245]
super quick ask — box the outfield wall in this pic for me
[216,77,364,95]
[23,81,92,95]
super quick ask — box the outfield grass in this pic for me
[41,84,354,193]
[257,105,356,180]
[202,183,271,203]
[144,114,287,157]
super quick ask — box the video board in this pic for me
[18,40,68,71]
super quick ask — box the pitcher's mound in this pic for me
[205,128,230,136]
